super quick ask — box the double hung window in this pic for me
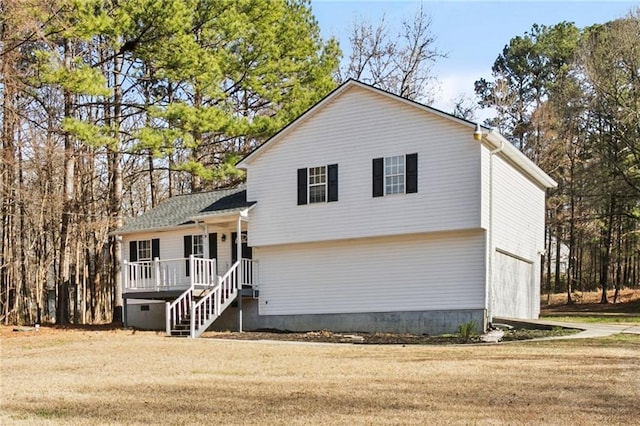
[308,166,327,203]
[384,155,405,194]
[137,240,152,261]
[191,235,204,258]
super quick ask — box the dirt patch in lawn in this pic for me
[202,326,577,344]
[541,289,640,315]
[3,321,579,345]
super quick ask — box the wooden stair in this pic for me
[169,303,208,337]
[166,260,243,338]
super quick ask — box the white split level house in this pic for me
[114,80,557,338]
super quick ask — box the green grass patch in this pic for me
[34,408,66,419]
[538,333,640,349]
[501,326,580,341]
[541,315,640,324]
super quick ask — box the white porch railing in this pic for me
[240,258,258,288]
[124,256,217,291]
[192,257,217,288]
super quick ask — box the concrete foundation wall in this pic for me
[126,297,487,335]
[125,300,165,330]
[211,299,486,335]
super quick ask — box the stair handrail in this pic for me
[166,286,193,336]
[190,260,240,338]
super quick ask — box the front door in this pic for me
[231,231,252,263]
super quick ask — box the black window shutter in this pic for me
[297,168,307,205]
[327,164,338,202]
[129,241,138,262]
[208,233,217,259]
[406,153,418,194]
[183,235,192,276]
[231,232,237,264]
[151,238,160,260]
[372,158,384,197]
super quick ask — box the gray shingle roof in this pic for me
[116,186,253,234]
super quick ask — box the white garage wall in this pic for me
[492,251,534,318]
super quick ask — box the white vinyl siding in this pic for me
[492,155,546,256]
[257,231,485,315]
[122,227,237,276]
[124,230,193,262]
[246,85,482,247]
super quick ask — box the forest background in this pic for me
[1,0,639,325]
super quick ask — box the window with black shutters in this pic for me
[373,153,418,196]
[297,164,338,205]
[129,238,160,262]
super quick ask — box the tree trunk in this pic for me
[109,53,124,323]
[1,36,17,325]
[57,38,75,325]
[546,218,552,301]
[599,194,616,304]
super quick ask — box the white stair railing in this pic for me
[190,260,241,338]
[165,259,257,338]
[165,257,217,335]
[165,287,193,336]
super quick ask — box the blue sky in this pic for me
[311,0,639,117]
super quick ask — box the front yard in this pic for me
[1,326,638,425]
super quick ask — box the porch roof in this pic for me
[115,185,254,235]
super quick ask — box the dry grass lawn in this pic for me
[1,326,639,425]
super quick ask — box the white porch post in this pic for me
[189,254,195,288]
[154,257,160,290]
[122,260,128,292]
[190,300,196,339]
[165,302,171,336]
[236,213,243,332]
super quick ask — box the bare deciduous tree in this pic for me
[338,4,445,104]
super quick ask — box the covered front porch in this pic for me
[120,198,258,336]
[121,200,256,295]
